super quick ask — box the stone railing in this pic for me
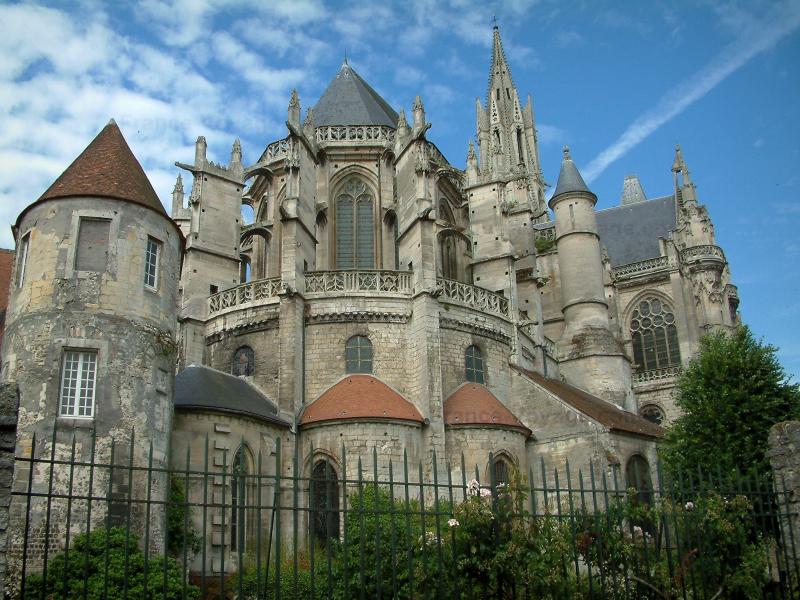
[435,278,510,318]
[315,126,395,145]
[724,284,739,300]
[633,365,682,385]
[532,223,556,242]
[680,245,725,264]
[208,277,283,316]
[259,137,289,163]
[542,336,557,357]
[305,270,412,296]
[613,256,671,279]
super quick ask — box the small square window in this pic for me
[59,350,97,418]
[144,237,161,290]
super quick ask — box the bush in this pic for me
[166,476,201,557]
[23,527,199,600]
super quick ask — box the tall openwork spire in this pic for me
[487,24,516,106]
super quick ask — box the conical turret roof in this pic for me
[313,61,398,127]
[552,146,592,198]
[35,120,165,214]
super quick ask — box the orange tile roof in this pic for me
[512,366,663,438]
[300,375,424,426]
[16,120,167,231]
[443,383,531,436]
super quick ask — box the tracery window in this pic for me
[233,346,255,377]
[492,457,510,487]
[310,459,340,544]
[345,335,373,374]
[231,446,248,552]
[465,345,485,384]
[335,178,374,269]
[630,297,681,371]
[640,404,665,426]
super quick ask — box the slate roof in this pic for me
[513,367,663,438]
[313,61,398,127]
[552,147,592,199]
[596,195,677,266]
[36,120,165,214]
[174,365,290,427]
[300,375,424,426]
[443,383,531,436]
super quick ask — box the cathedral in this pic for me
[2,26,739,571]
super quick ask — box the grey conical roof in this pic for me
[313,61,398,127]
[553,146,591,197]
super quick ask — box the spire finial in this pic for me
[492,14,498,29]
[563,145,571,160]
[344,49,348,66]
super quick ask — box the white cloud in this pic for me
[554,30,584,48]
[583,1,800,183]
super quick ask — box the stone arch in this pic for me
[240,227,271,279]
[625,453,653,506]
[437,229,472,283]
[640,403,666,426]
[383,209,399,269]
[232,345,255,377]
[487,450,516,487]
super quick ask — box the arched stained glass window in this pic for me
[335,178,374,269]
[492,457,510,488]
[630,297,681,371]
[311,459,340,544]
[345,335,373,374]
[465,345,485,384]
[231,447,248,551]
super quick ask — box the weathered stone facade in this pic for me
[768,421,800,556]
[1,25,741,577]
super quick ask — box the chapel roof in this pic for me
[174,365,290,427]
[33,120,165,215]
[313,61,398,127]
[443,383,531,436]
[596,194,677,266]
[513,367,663,438]
[300,375,424,426]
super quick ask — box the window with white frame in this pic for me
[59,350,97,418]
[16,232,30,287]
[144,237,161,290]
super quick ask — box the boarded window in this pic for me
[345,335,372,374]
[465,345,485,384]
[76,219,110,272]
[335,178,374,269]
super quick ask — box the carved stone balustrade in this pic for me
[208,277,283,316]
[542,336,557,358]
[258,137,289,163]
[435,278,510,318]
[304,270,412,296]
[315,126,395,145]
[632,365,682,385]
[613,256,672,280]
[680,245,725,269]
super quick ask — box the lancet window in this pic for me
[630,297,681,371]
[335,178,375,269]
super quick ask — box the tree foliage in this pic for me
[661,326,800,476]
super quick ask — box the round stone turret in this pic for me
[549,147,634,410]
[2,120,183,558]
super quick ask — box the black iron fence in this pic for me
[8,428,800,599]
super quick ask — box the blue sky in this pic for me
[1,0,798,379]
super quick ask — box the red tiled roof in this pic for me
[300,375,424,426]
[443,383,531,436]
[16,120,166,230]
[512,366,663,438]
